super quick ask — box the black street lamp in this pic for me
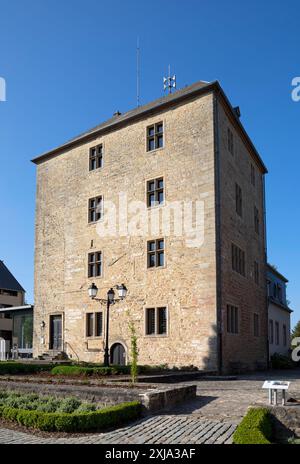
[88,282,127,367]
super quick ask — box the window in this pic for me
[235,183,243,217]
[89,144,103,171]
[86,312,103,337]
[277,285,283,303]
[0,289,18,297]
[254,206,260,234]
[275,321,279,345]
[147,239,165,268]
[251,164,256,186]
[88,196,103,223]
[86,313,94,337]
[269,319,274,344]
[147,178,164,207]
[283,324,287,347]
[145,307,167,336]
[254,314,259,337]
[227,128,234,155]
[227,305,239,334]
[254,261,259,285]
[88,252,102,277]
[273,283,277,298]
[231,243,245,276]
[147,122,164,151]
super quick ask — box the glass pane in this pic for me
[157,135,163,148]
[158,179,164,189]
[158,191,164,204]
[148,181,155,191]
[158,240,164,250]
[148,193,155,207]
[147,309,155,335]
[158,251,164,267]
[156,124,163,133]
[90,159,96,170]
[148,241,155,251]
[158,307,167,334]
[86,314,94,337]
[148,138,155,151]
[148,126,155,136]
[148,254,156,268]
[95,313,103,337]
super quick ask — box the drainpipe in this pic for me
[213,91,223,374]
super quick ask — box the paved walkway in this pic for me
[0,369,299,444]
[0,415,236,444]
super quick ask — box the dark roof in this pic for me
[31,80,268,173]
[267,263,289,283]
[0,261,25,293]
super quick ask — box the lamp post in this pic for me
[88,283,127,367]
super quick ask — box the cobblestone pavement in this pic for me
[0,370,299,444]
[0,415,237,444]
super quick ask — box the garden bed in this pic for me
[0,390,141,432]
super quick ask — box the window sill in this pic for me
[146,147,165,155]
[144,335,168,338]
[147,265,166,271]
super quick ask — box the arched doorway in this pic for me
[110,343,126,366]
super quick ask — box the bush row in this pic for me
[0,391,98,413]
[51,365,130,376]
[0,362,53,376]
[0,401,142,432]
[233,408,273,444]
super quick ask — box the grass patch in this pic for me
[0,391,141,432]
[233,408,273,444]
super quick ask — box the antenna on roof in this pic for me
[136,36,141,107]
[163,65,176,94]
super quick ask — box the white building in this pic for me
[267,264,292,358]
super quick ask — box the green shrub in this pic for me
[51,365,123,377]
[77,402,96,413]
[58,397,81,413]
[233,408,272,444]
[0,401,142,432]
[271,353,294,369]
[0,362,53,376]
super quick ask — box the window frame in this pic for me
[235,183,243,217]
[254,313,260,337]
[145,306,168,337]
[275,321,280,345]
[85,311,103,338]
[147,238,165,269]
[227,127,234,155]
[146,122,164,152]
[88,251,102,278]
[254,206,260,235]
[89,144,103,171]
[88,195,103,223]
[231,243,246,277]
[146,177,164,208]
[227,305,239,334]
[269,319,274,344]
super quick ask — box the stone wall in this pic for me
[216,97,268,373]
[33,92,218,369]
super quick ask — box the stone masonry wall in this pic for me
[217,98,268,372]
[33,92,218,369]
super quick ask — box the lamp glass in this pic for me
[88,283,98,299]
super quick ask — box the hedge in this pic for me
[233,408,273,444]
[0,401,142,432]
[51,365,130,376]
[0,362,53,376]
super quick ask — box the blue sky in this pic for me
[0,0,299,324]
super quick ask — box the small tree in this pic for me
[291,321,300,341]
[127,315,139,384]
